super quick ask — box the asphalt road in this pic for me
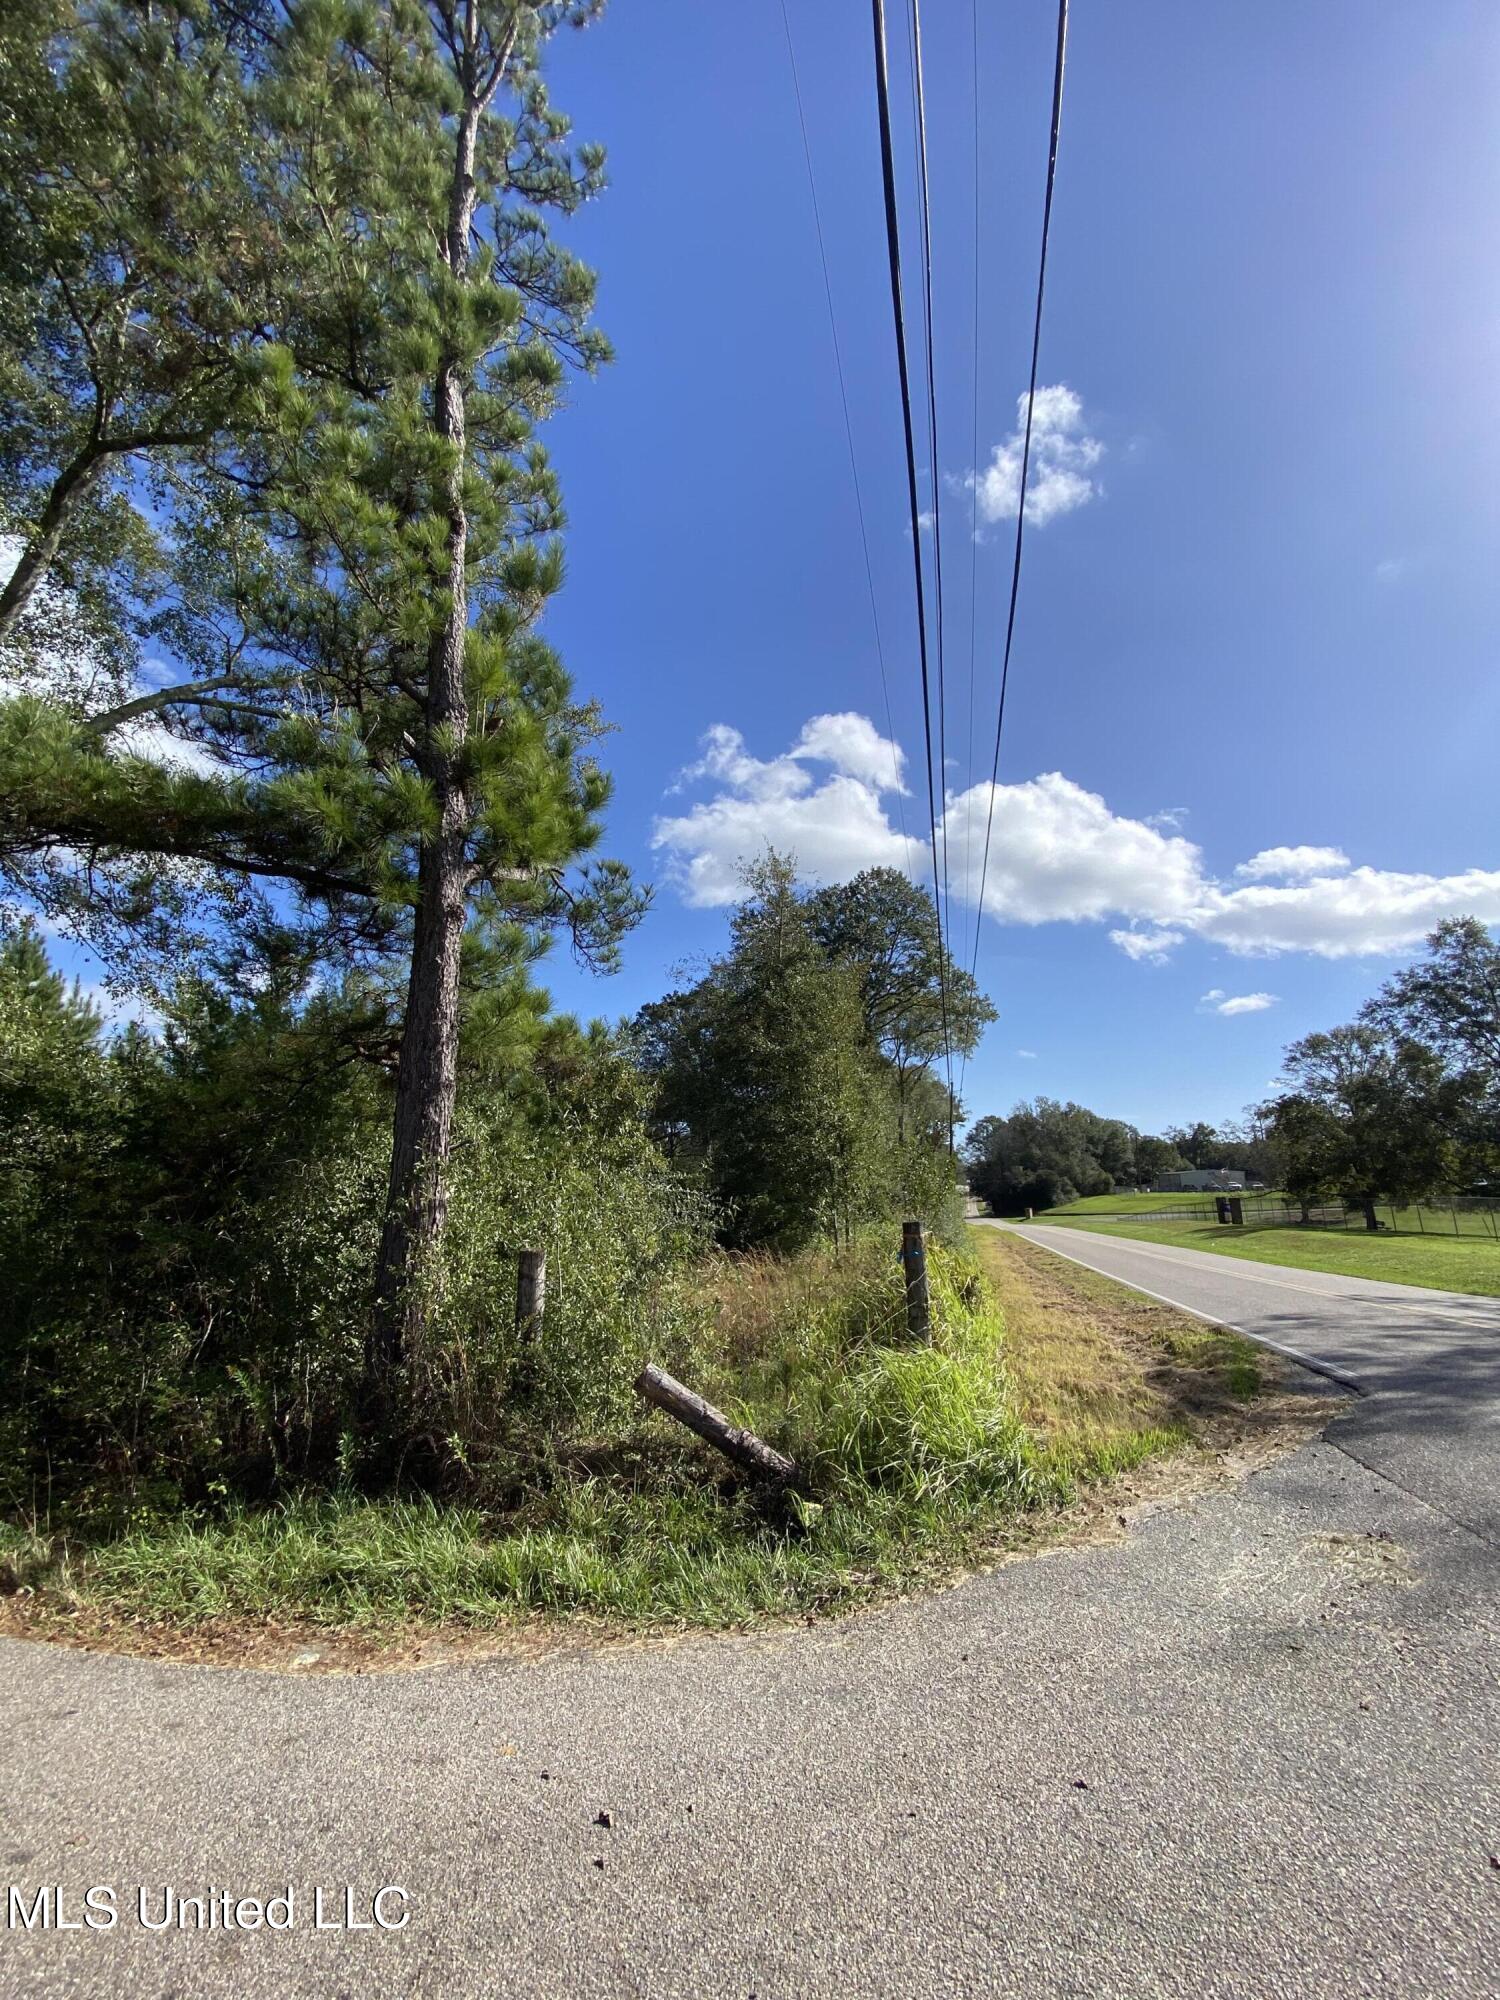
[1003,1221,1500,1546]
[2,1230,1497,2000]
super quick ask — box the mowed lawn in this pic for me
[1038,1214,1500,1297]
[1043,1192,1239,1218]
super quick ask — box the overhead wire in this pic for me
[777,0,910,864]
[968,0,1070,987]
[906,0,954,1058]
[962,0,981,978]
[868,0,955,1145]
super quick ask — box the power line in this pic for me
[963,0,981,977]
[906,0,952,1014]
[777,0,911,863]
[956,0,983,1109]
[868,0,954,1142]
[969,0,1070,986]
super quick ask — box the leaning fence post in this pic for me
[515,1248,546,1346]
[900,1220,931,1342]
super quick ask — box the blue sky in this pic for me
[46,0,1500,1138]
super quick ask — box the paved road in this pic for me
[1002,1221,1500,1546]
[1,1235,1496,2000]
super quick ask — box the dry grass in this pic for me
[970,1224,1264,1454]
[702,1240,906,1369]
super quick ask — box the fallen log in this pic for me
[634,1363,799,1488]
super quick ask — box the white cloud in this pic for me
[1235,845,1350,881]
[943,774,1203,926]
[967,386,1102,528]
[1110,927,1186,965]
[1192,867,1500,959]
[1200,990,1278,1016]
[653,719,919,907]
[1016,1048,1039,1060]
[1374,557,1406,583]
[790,712,907,793]
[1146,806,1190,832]
[115,720,222,778]
[654,712,1500,959]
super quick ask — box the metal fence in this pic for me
[1073,1195,1500,1240]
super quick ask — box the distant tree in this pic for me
[634,857,886,1248]
[1264,1026,1458,1227]
[1365,918,1500,1075]
[805,867,995,1138]
[1213,1114,1282,1187]
[963,1098,1136,1215]
[1164,1120,1219,1168]
[1134,1134,1187,1184]
[1361,917,1500,1184]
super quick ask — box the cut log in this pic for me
[634,1364,799,1487]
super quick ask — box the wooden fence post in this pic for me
[900,1220,931,1341]
[515,1248,546,1346]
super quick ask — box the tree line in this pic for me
[965,919,1500,1220]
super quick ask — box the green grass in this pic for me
[1,1230,1279,1638]
[1041,1215,1500,1295]
[1039,1190,1248,1217]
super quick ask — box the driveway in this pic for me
[1,1231,1496,1999]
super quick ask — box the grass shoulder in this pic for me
[0,1226,1336,1661]
[1040,1214,1500,1296]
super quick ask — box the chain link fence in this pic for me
[1075,1194,1500,1238]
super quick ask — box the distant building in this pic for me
[1153,1168,1245,1192]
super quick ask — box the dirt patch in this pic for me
[1013,1368,1346,1554]
[1305,1528,1417,1595]
[0,1598,562,1674]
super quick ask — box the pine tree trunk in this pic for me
[368,808,469,1377]
[0,447,106,643]
[366,71,492,1391]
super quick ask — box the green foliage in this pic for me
[0,926,709,1511]
[2,1,639,986]
[10,1227,1276,1629]
[1254,920,1500,1212]
[425,1031,714,1446]
[964,1098,1138,1214]
[633,857,976,1250]
[1267,1026,1462,1213]
[805,866,995,1131]
[1359,916,1500,1185]
[0,1,656,1405]
[0,0,269,688]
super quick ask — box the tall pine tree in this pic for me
[0,2,640,1407]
